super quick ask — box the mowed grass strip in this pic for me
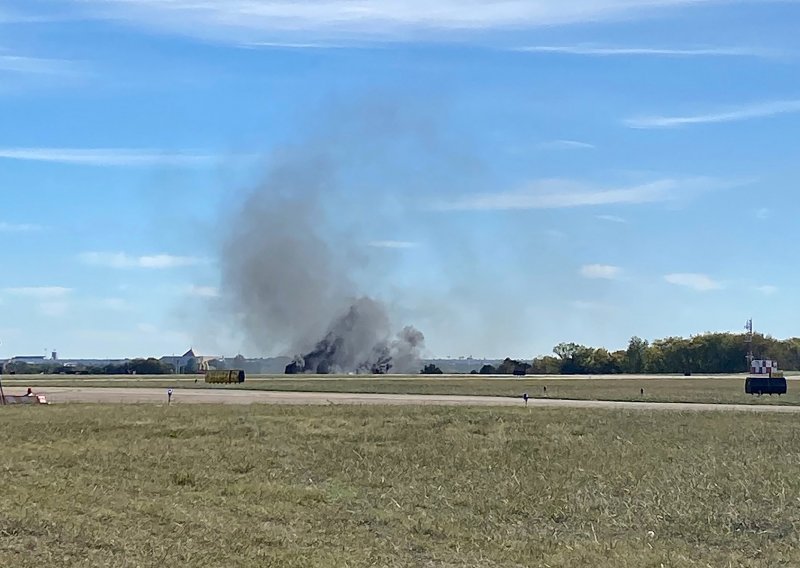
[9,375,800,406]
[1,405,800,567]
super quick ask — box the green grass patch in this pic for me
[1,405,799,566]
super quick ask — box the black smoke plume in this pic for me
[285,298,425,374]
[219,129,425,374]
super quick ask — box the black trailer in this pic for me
[745,376,787,395]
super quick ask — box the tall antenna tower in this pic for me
[745,318,754,369]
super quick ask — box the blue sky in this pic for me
[2,0,800,359]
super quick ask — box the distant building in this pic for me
[8,356,47,364]
[160,349,220,374]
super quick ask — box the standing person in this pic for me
[167,388,173,405]
[523,392,528,406]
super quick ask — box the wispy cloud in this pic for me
[368,240,419,249]
[434,177,725,211]
[755,208,770,220]
[664,273,722,291]
[0,53,79,75]
[0,8,66,24]
[137,323,159,335]
[79,252,209,269]
[0,285,72,316]
[537,139,595,150]
[39,301,69,317]
[544,229,566,240]
[243,41,349,49]
[596,214,627,224]
[580,264,621,280]
[186,285,220,298]
[626,100,800,128]
[756,285,778,296]
[571,300,615,312]
[71,1,748,42]
[93,298,132,311]
[515,45,778,57]
[0,147,228,167]
[0,222,42,232]
[3,286,72,298]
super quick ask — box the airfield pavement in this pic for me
[8,386,800,413]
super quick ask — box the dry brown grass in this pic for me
[1,404,799,566]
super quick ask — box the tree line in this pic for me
[478,333,800,376]
[4,358,174,375]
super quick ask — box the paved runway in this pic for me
[8,386,800,413]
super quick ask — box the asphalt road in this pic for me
[8,386,800,413]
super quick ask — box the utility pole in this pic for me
[745,319,754,370]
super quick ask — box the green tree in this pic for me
[529,356,561,375]
[588,348,617,374]
[553,343,594,374]
[625,337,648,373]
[496,358,531,376]
[553,343,580,360]
[128,358,172,375]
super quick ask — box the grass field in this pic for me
[6,374,800,406]
[2,404,800,567]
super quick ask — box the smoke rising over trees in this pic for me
[217,115,425,374]
[283,298,425,374]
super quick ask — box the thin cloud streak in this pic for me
[243,41,350,49]
[186,285,220,298]
[0,147,231,167]
[664,273,722,291]
[71,0,750,41]
[79,252,209,269]
[572,300,616,312]
[537,139,595,150]
[580,264,621,279]
[434,177,724,211]
[0,8,69,24]
[39,301,69,317]
[515,45,779,57]
[0,222,42,232]
[368,240,419,249]
[626,100,800,128]
[596,214,627,223]
[0,54,79,75]
[3,286,72,298]
[94,298,132,311]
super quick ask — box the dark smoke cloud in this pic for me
[219,117,425,373]
[214,98,564,363]
[285,297,424,374]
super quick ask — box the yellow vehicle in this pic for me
[205,369,245,384]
